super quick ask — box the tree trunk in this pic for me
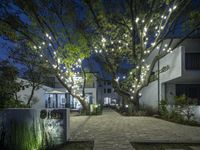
[27,86,35,107]
[78,98,89,114]
[131,93,140,112]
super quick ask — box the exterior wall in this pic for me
[46,74,98,107]
[0,108,70,147]
[85,88,97,104]
[140,39,200,122]
[165,83,176,105]
[17,78,53,108]
[140,46,183,109]
[97,80,120,105]
[140,81,158,110]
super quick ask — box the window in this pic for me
[185,53,200,70]
[107,81,111,85]
[104,81,106,85]
[107,88,111,93]
[176,84,200,105]
[104,88,106,93]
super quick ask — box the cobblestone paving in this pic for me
[70,108,200,150]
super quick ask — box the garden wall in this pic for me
[0,108,70,149]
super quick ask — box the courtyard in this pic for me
[70,108,200,150]
[1,0,200,149]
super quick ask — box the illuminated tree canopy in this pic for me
[0,0,200,111]
[83,0,200,110]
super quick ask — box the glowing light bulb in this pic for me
[135,17,139,23]
[101,37,106,43]
[173,5,177,10]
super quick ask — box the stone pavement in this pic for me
[70,108,200,150]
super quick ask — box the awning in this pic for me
[45,90,66,94]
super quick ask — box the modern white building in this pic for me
[17,73,98,109]
[97,80,121,106]
[140,39,200,120]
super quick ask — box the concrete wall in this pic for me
[0,108,70,148]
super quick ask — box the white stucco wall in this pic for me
[140,39,200,121]
[17,78,53,108]
[140,46,183,109]
[84,88,97,104]
[140,81,158,110]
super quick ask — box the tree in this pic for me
[9,42,53,107]
[0,60,23,108]
[0,0,91,111]
[83,0,200,111]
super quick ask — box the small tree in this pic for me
[0,60,24,108]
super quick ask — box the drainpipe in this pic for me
[157,42,163,114]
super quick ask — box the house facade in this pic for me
[97,80,121,106]
[17,73,98,109]
[140,39,200,121]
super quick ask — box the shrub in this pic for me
[174,95,197,121]
[3,99,27,108]
[159,99,168,117]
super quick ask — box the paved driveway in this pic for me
[70,108,200,150]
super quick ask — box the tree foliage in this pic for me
[83,0,200,110]
[0,0,91,110]
[0,60,25,108]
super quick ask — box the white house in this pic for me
[16,78,53,108]
[17,73,98,109]
[140,39,200,121]
[97,80,121,106]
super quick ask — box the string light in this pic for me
[173,5,177,10]
[135,17,139,23]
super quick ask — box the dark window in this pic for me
[45,77,55,88]
[107,81,111,85]
[107,88,111,93]
[185,53,200,70]
[104,81,106,85]
[176,84,200,105]
[104,89,106,93]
